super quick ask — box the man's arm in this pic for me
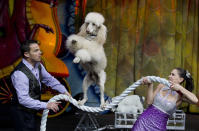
[40,64,69,94]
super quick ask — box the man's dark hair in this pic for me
[21,40,39,57]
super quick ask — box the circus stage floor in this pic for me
[0,108,199,131]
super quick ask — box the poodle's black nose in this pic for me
[86,30,90,34]
[72,40,76,44]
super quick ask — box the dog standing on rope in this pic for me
[66,12,107,108]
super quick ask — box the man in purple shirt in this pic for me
[10,40,71,131]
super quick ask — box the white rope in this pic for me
[40,76,170,131]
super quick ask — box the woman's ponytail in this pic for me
[175,68,194,92]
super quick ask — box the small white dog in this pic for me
[116,95,145,115]
[66,35,107,107]
[115,95,145,125]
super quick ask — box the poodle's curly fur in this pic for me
[66,12,107,107]
[78,12,107,45]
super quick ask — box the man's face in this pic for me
[25,43,42,63]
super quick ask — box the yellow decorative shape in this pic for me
[8,0,14,17]
[41,91,54,100]
[0,58,21,79]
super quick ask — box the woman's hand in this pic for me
[169,81,182,91]
[170,81,198,104]
[142,77,152,85]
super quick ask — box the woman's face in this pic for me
[168,69,184,84]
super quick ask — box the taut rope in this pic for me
[40,76,170,131]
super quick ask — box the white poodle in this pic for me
[66,12,107,108]
[115,95,145,124]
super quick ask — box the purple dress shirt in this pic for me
[11,59,67,110]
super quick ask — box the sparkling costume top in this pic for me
[132,86,178,131]
[153,86,178,115]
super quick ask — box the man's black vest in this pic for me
[11,61,42,111]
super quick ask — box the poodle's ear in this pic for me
[96,24,107,45]
[65,37,71,50]
[77,23,87,36]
